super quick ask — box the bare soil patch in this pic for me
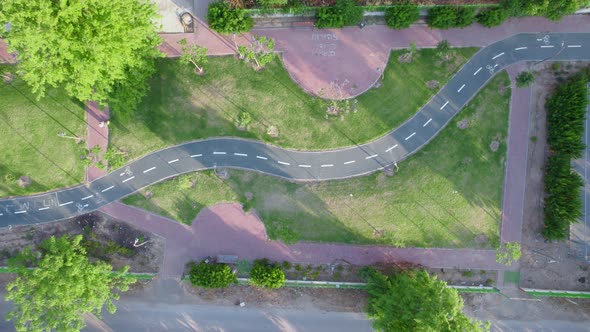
[520,62,590,291]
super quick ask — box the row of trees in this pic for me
[543,74,589,240]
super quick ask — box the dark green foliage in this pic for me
[315,0,364,29]
[426,6,475,29]
[476,8,509,27]
[258,0,288,8]
[515,71,535,87]
[384,5,419,30]
[501,0,583,20]
[189,261,238,288]
[249,259,286,288]
[207,1,254,34]
[366,269,488,331]
[544,0,582,21]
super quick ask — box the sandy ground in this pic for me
[519,62,590,291]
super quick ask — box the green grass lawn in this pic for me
[110,47,478,159]
[0,65,86,197]
[123,72,510,249]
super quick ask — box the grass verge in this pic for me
[110,47,478,159]
[123,72,510,248]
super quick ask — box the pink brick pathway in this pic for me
[85,102,110,182]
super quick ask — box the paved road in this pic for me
[1,33,590,226]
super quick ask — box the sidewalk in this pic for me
[85,102,110,182]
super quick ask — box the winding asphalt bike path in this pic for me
[1,32,589,226]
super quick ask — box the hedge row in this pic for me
[543,74,589,240]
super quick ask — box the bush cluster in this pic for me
[315,0,364,29]
[501,0,583,21]
[207,1,254,33]
[189,261,238,288]
[249,259,286,288]
[476,7,509,27]
[426,6,475,29]
[543,74,588,240]
[384,4,419,30]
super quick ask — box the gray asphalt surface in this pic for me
[1,32,590,226]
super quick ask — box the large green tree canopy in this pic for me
[0,0,162,116]
[366,269,488,332]
[5,235,135,332]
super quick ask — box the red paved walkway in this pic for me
[85,102,110,182]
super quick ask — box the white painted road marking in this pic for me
[492,52,505,59]
[143,167,156,174]
[234,153,248,157]
[168,159,179,164]
[190,154,202,158]
[365,154,378,160]
[343,160,356,165]
[321,164,334,168]
[213,152,226,155]
[568,45,582,48]
[119,172,125,176]
[14,210,26,214]
[440,101,449,110]
[256,156,268,160]
[541,45,554,48]
[38,207,50,211]
[385,144,398,152]
[81,195,94,201]
[122,176,135,183]
[0,213,3,216]
[474,67,482,75]
[423,118,432,127]
[59,201,73,207]
[102,186,114,193]
[457,84,465,92]
[514,47,528,51]
[278,161,290,166]
[299,164,312,168]
[405,132,416,140]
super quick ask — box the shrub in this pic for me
[258,0,288,8]
[384,5,419,30]
[436,39,451,59]
[476,8,508,27]
[427,6,475,29]
[189,261,238,288]
[501,0,583,20]
[454,7,476,28]
[515,71,535,88]
[207,1,253,34]
[249,259,286,288]
[315,0,363,29]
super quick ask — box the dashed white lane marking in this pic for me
[492,52,505,59]
[440,101,449,110]
[321,164,334,168]
[102,186,114,193]
[515,47,528,51]
[143,167,156,174]
[343,160,356,165]
[190,154,202,158]
[385,144,398,152]
[213,152,226,155]
[365,154,378,160]
[423,118,432,127]
[256,155,268,160]
[122,176,135,183]
[474,67,482,75]
[299,164,312,168]
[457,84,466,92]
[541,45,554,48]
[83,204,89,208]
[0,213,3,216]
[38,207,50,211]
[568,45,582,48]
[59,201,73,207]
[234,153,248,157]
[405,132,416,140]
[119,172,125,176]
[81,195,94,201]
[168,159,179,164]
[278,161,290,166]
[14,210,26,214]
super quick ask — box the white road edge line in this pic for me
[278,161,290,166]
[190,154,202,158]
[38,207,50,211]
[143,167,156,174]
[423,118,432,127]
[321,164,333,168]
[457,84,466,92]
[365,154,378,160]
[234,153,248,157]
[14,210,26,214]
[405,132,416,140]
[102,186,114,193]
[385,144,398,152]
[440,101,449,110]
[541,45,554,48]
[168,159,179,164]
[343,160,356,165]
[299,164,312,168]
[59,201,73,207]
[122,176,135,183]
[81,195,94,201]
[0,213,3,216]
[568,45,582,48]
[473,67,482,75]
[213,152,226,155]
[514,47,528,51]
[492,52,505,59]
[256,156,268,160]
